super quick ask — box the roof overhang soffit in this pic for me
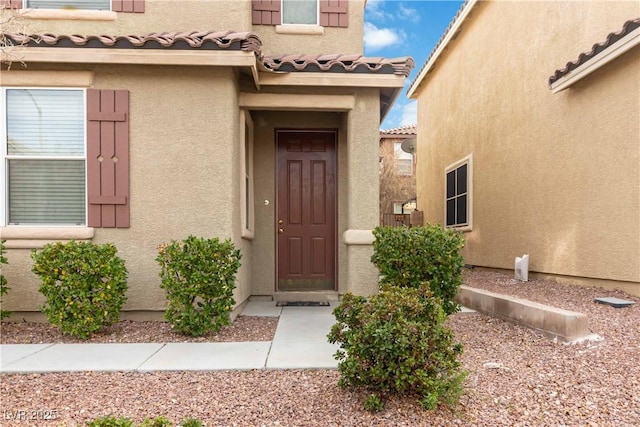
[257,72,406,122]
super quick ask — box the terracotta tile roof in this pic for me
[3,31,414,77]
[2,31,263,53]
[549,18,640,86]
[262,54,415,77]
[380,124,417,136]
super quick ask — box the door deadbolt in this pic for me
[278,219,284,225]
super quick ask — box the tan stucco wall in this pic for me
[1,64,251,312]
[3,0,364,56]
[3,0,252,35]
[255,0,365,56]
[414,1,640,294]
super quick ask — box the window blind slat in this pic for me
[8,159,86,225]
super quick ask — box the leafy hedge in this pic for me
[87,416,203,426]
[370,225,465,315]
[328,284,467,411]
[31,241,128,339]
[0,240,11,320]
[156,236,241,336]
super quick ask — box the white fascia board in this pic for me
[551,26,640,93]
[407,0,478,99]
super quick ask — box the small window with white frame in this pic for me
[240,110,255,238]
[24,0,111,10]
[282,0,318,25]
[394,142,413,176]
[444,154,472,230]
[1,88,86,226]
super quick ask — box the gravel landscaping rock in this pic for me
[1,270,639,426]
[0,316,278,344]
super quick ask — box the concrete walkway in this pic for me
[0,301,340,373]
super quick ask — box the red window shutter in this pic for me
[87,89,130,228]
[112,0,144,13]
[0,0,23,9]
[252,0,280,25]
[320,0,348,27]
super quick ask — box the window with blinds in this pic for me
[4,89,86,225]
[25,0,111,10]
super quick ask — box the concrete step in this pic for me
[273,291,340,302]
[455,285,589,342]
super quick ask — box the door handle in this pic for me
[278,228,284,234]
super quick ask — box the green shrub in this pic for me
[87,417,203,427]
[363,393,384,412]
[156,235,242,336]
[86,416,134,427]
[31,240,128,339]
[140,417,172,427]
[370,225,465,315]
[0,240,11,321]
[328,284,467,411]
[180,419,204,427]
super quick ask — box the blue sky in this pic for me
[363,0,465,130]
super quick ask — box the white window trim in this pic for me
[240,110,255,240]
[394,142,414,176]
[1,87,89,228]
[275,24,324,35]
[444,154,473,232]
[21,0,116,21]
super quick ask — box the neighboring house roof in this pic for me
[3,31,263,53]
[549,18,640,92]
[262,54,414,77]
[380,124,417,137]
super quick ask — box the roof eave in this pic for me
[1,47,260,87]
[407,0,478,99]
[550,25,640,93]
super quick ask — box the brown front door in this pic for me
[276,130,337,291]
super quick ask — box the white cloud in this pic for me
[398,3,420,23]
[365,0,394,22]
[364,22,404,51]
[399,101,417,127]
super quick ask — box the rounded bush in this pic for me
[328,284,467,411]
[31,240,128,339]
[0,240,11,320]
[371,224,465,315]
[156,236,242,336]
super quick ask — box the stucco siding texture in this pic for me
[2,65,245,312]
[255,1,364,56]
[5,0,252,37]
[415,2,639,289]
